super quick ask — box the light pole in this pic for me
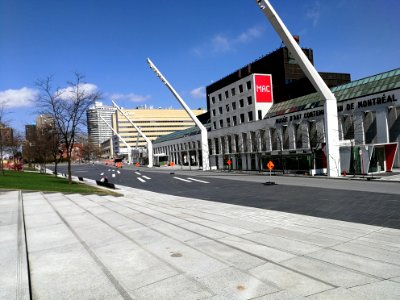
[256,0,341,177]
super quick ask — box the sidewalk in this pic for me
[1,184,400,299]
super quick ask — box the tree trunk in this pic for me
[67,157,72,184]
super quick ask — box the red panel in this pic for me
[255,75,273,103]
[385,143,398,172]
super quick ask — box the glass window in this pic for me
[231,88,236,96]
[247,96,253,105]
[226,104,230,112]
[219,107,223,114]
[226,118,231,127]
[219,119,224,128]
[246,81,252,90]
[225,91,229,99]
[218,94,222,101]
[239,84,243,93]
[232,102,236,110]
[211,96,215,104]
[248,111,253,122]
[240,113,245,123]
[232,116,237,126]
[258,110,262,120]
[239,99,244,107]
[212,109,216,117]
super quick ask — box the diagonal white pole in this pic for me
[256,0,341,177]
[99,115,132,164]
[147,58,210,171]
[112,100,153,168]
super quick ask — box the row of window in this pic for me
[213,110,264,129]
[211,81,252,104]
[212,96,253,116]
[117,120,193,124]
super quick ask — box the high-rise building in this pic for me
[86,102,117,146]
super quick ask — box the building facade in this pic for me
[206,45,350,111]
[153,68,400,174]
[87,102,117,146]
[112,107,205,158]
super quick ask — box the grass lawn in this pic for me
[0,170,120,196]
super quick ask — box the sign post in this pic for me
[264,160,276,185]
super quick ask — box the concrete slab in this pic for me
[134,274,213,299]
[187,237,265,271]
[197,267,279,299]
[281,256,378,287]
[308,248,400,278]
[307,287,373,300]
[242,232,322,255]
[0,192,29,300]
[94,240,178,291]
[144,237,229,278]
[28,244,126,300]
[332,241,400,265]
[252,290,305,299]
[349,280,400,299]
[249,262,333,296]
[218,236,296,263]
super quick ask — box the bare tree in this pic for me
[36,73,101,183]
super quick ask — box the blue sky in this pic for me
[1,0,399,132]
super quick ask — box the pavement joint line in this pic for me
[101,195,339,289]
[118,195,329,256]
[17,190,31,300]
[63,194,217,297]
[76,195,289,293]
[118,192,400,280]
[41,193,134,300]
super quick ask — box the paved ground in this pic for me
[52,164,400,229]
[2,179,400,299]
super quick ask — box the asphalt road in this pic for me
[49,163,400,229]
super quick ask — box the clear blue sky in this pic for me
[1,0,399,132]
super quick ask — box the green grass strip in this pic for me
[0,170,120,196]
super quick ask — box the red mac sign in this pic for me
[255,74,273,103]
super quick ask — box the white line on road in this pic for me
[173,177,192,183]
[135,172,142,176]
[187,177,209,184]
[137,177,146,183]
[142,176,151,180]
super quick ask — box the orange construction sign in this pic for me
[267,160,274,170]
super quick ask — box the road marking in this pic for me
[142,176,151,180]
[173,177,192,183]
[75,171,88,173]
[135,172,141,176]
[187,177,209,184]
[137,177,146,183]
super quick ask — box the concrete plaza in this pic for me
[1,181,400,299]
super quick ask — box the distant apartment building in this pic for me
[86,102,117,145]
[36,114,55,129]
[0,125,13,145]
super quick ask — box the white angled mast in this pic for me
[99,115,132,164]
[147,58,210,171]
[256,0,341,177]
[112,100,153,168]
